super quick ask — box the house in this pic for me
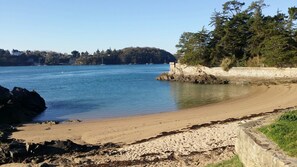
[11,49,23,56]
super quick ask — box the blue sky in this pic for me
[0,0,296,54]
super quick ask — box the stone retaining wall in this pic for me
[169,63,297,78]
[235,114,297,167]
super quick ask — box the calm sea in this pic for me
[0,65,250,121]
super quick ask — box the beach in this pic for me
[0,84,295,166]
[12,84,297,145]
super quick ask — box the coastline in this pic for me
[11,84,297,145]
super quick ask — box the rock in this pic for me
[0,86,11,104]
[39,162,50,167]
[0,86,46,124]
[74,157,82,164]
[74,157,92,165]
[62,119,82,123]
[156,73,166,81]
[0,139,100,165]
[41,121,59,125]
[156,73,229,84]
[8,141,27,159]
[102,142,121,149]
[27,140,100,156]
[11,87,46,114]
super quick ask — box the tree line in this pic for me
[176,0,297,69]
[0,47,176,66]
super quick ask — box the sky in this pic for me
[0,0,296,54]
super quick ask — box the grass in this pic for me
[259,110,297,157]
[206,155,243,167]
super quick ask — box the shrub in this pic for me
[220,57,234,71]
[246,56,264,67]
[279,111,297,121]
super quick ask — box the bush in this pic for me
[220,57,234,71]
[279,111,297,121]
[246,56,264,67]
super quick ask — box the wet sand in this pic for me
[11,84,297,145]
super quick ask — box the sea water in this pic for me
[0,65,250,121]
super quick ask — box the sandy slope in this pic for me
[11,84,297,145]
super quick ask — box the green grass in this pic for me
[259,110,297,157]
[206,155,243,167]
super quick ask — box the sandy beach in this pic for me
[12,84,297,145]
[1,84,295,166]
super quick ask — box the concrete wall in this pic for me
[169,63,297,79]
[235,117,297,167]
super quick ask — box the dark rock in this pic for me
[0,139,100,165]
[63,119,82,123]
[0,86,46,124]
[27,140,100,156]
[0,86,12,104]
[102,142,121,149]
[39,162,50,167]
[11,87,46,114]
[0,140,28,160]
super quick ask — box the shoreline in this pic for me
[11,84,297,145]
[57,84,251,123]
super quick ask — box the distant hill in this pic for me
[0,47,176,66]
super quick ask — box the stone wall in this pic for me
[169,63,297,79]
[235,114,297,167]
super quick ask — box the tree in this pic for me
[45,52,60,65]
[176,32,196,55]
[175,0,297,68]
[209,11,227,66]
[222,0,245,18]
[219,11,251,62]
[246,0,267,61]
[71,50,80,58]
[0,49,7,57]
[179,28,212,66]
[262,35,297,67]
[288,7,297,30]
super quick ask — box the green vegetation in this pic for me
[177,0,297,68]
[259,110,297,157]
[206,155,243,167]
[0,47,176,66]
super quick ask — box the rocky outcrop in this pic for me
[0,129,120,166]
[0,139,103,165]
[0,86,46,124]
[163,62,297,85]
[157,63,229,84]
[156,73,228,84]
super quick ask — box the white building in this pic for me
[11,49,23,56]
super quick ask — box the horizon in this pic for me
[0,0,296,54]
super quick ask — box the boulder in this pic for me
[0,139,100,165]
[0,86,46,124]
[0,86,11,104]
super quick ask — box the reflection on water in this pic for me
[169,82,251,109]
[0,65,252,120]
